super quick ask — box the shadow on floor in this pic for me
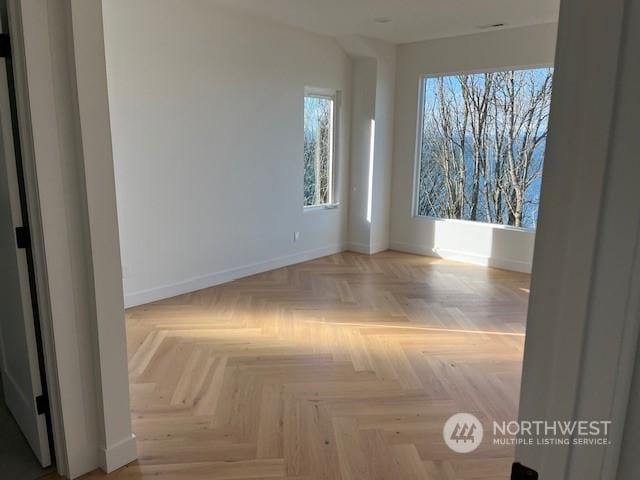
[0,375,53,479]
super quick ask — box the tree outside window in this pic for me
[304,95,334,207]
[416,68,553,228]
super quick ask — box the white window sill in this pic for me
[304,203,340,212]
[413,214,536,233]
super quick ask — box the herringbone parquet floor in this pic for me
[82,251,530,480]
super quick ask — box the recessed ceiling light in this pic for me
[374,17,392,24]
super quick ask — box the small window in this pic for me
[304,92,336,208]
[415,68,554,228]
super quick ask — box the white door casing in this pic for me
[0,21,51,467]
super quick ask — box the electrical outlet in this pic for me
[293,231,300,242]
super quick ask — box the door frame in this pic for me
[5,1,137,477]
[0,14,54,471]
[1,0,65,473]
[3,0,640,478]
[516,0,640,477]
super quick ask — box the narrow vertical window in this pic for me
[304,93,335,207]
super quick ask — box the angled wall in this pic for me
[340,36,397,255]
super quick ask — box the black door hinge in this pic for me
[511,462,539,479]
[16,226,31,249]
[35,394,49,415]
[0,33,10,58]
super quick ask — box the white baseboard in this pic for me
[346,241,372,254]
[346,241,388,255]
[124,243,347,307]
[100,433,137,474]
[370,242,389,255]
[389,241,532,273]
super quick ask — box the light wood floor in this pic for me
[81,251,530,480]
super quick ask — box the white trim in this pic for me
[411,72,425,218]
[100,433,137,474]
[515,0,638,476]
[346,242,389,256]
[413,214,536,234]
[370,243,388,255]
[304,86,337,99]
[71,1,135,475]
[10,2,139,476]
[125,243,347,308]
[390,240,532,273]
[346,242,372,255]
[5,0,67,474]
[418,62,555,81]
[304,87,339,207]
[303,203,340,212]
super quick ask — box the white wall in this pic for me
[389,23,558,272]
[347,56,377,251]
[339,36,396,255]
[102,0,352,307]
[369,40,396,254]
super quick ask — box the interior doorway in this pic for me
[0,1,54,476]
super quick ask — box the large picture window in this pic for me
[304,93,336,208]
[415,68,553,228]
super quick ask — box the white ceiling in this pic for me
[211,0,560,45]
